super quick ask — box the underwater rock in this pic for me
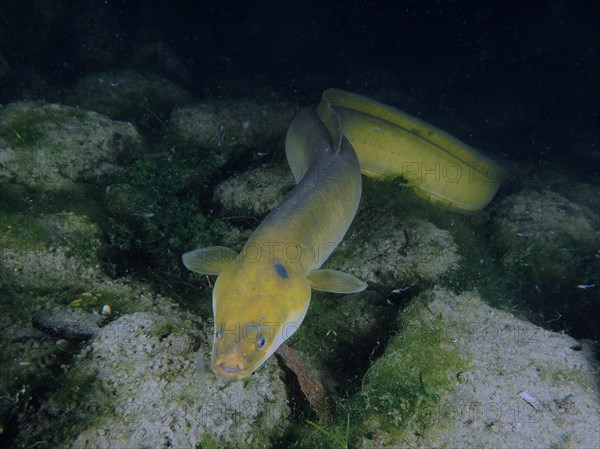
[559,181,600,213]
[0,202,204,443]
[500,164,600,215]
[491,189,599,287]
[62,70,193,123]
[0,206,178,317]
[15,311,290,448]
[357,287,599,448]
[169,98,296,155]
[32,305,105,341]
[0,102,142,189]
[0,208,105,438]
[213,163,295,217]
[1,212,105,289]
[329,214,460,290]
[0,205,200,442]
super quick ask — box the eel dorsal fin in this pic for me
[316,93,344,154]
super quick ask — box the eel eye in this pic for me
[215,327,222,340]
[256,335,267,351]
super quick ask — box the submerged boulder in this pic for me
[491,189,599,288]
[329,214,461,290]
[0,102,142,189]
[1,211,105,289]
[62,70,194,124]
[213,162,295,217]
[15,311,291,448]
[169,98,295,155]
[489,187,600,340]
[354,288,600,448]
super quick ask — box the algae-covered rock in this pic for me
[169,98,296,155]
[0,202,193,440]
[15,311,290,449]
[488,187,599,339]
[62,70,194,123]
[0,102,142,189]
[351,288,600,448]
[492,189,599,287]
[560,181,600,213]
[1,211,105,289]
[1,262,179,419]
[329,214,460,290]
[32,304,106,341]
[213,162,295,216]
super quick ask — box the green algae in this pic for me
[103,146,232,281]
[0,289,58,390]
[196,434,222,449]
[19,366,116,449]
[0,104,87,149]
[306,415,351,448]
[150,318,179,339]
[276,293,468,448]
[0,213,50,252]
[345,296,467,442]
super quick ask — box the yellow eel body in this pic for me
[183,89,502,378]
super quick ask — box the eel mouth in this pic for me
[211,345,254,378]
[211,359,251,379]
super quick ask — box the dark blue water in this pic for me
[1,1,598,178]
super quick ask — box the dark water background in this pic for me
[1,0,598,179]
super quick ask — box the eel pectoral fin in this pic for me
[308,269,367,293]
[182,246,237,275]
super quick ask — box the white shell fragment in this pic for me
[518,391,541,410]
[101,304,112,316]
